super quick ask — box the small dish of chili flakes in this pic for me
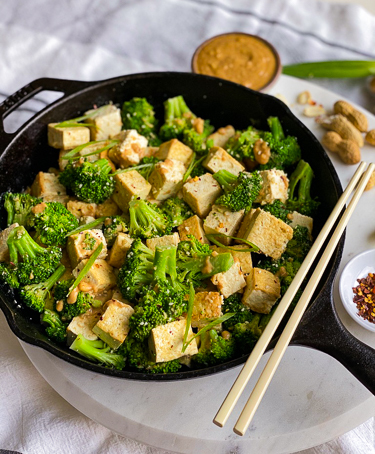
[339,249,375,333]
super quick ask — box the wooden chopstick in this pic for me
[213,161,368,428]
[233,162,375,436]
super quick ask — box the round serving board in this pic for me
[21,75,375,454]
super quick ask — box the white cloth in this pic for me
[0,1,374,453]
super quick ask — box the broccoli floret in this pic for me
[53,278,93,322]
[260,200,291,223]
[159,95,194,141]
[102,216,128,247]
[121,97,160,145]
[117,238,154,303]
[225,126,261,161]
[119,336,181,373]
[0,263,19,289]
[222,293,254,330]
[19,264,65,313]
[286,160,320,216]
[176,236,234,286]
[193,329,236,367]
[128,198,173,239]
[3,192,41,228]
[232,315,263,354]
[213,170,262,212]
[28,201,78,247]
[161,197,193,227]
[7,225,62,285]
[59,158,115,204]
[70,334,125,370]
[137,156,161,180]
[182,121,213,154]
[129,246,188,341]
[285,225,312,261]
[41,309,68,343]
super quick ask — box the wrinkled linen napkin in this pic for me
[0,0,374,453]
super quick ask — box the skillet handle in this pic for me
[291,283,375,395]
[0,77,91,150]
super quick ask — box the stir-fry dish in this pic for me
[0,95,319,373]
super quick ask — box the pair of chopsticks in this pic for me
[213,161,375,436]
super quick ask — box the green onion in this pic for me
[182,282,195,352]
[111,162,156,176]
[67,243,103,296]
[282,60,375,78]
[62,140,118,160]
[206,233,260,253]
[55,105,109,128]
[182,153,206,183]
[65,217,107,237]
[182,313,235,353]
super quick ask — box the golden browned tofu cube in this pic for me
[67,229,108,268]
[182,173,222,218]
[84,105,122,141]
[109,130,148,168]
[254,170,289,205]
[112,287,133,306]
[192,291,223,329]
[146,233,180,251]
[30,172,66,198]
[149,159,186,201]
[148,319,198,363]
[107,233,134,268]
[288,211,313,236]
[48,123,90,150]
[210,245,253,275]
[155,139,193,165]
[242,268,280,314]
[92,299,134,349]
[112,170,151,212]
[211,259,246,298]
[96,198,121,217]
[203,204,244,245]
[42,194,70,206]
[67,200,97,218]
[207,125,235,148]
[236,208,293,260]
[73,259,116,294]
[66,308,103,346]
[177,215,209,244]
[203,146,244,175]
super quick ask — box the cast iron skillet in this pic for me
[0,72,374,391]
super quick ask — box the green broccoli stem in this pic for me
[267,117,285,141]
[212,170,237,193]
[153,246,181,289]
[165,95,194,121]
[288,160,314,201]
[92,158,112,175]
[4,197,15,226]
[7,226,46,264]
[179,252,234,279]
[42,264,66,292]
[129,199,170,238]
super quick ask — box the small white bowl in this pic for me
[339,249,375,333]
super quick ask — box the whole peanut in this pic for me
[316,114,364,147]
[365,129,375,146]
[334,100,368,132]
[321,131,361,165]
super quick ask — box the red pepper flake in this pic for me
[352,272,375,324]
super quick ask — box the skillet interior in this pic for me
[0,72,345,381]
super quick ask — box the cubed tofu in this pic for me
[254,170,289,205]
[92,299,134,349]
[0,223,19,262]
[210,245,253,275]
[109,130,148,168]
[149,159,186,201]
[67,200,97,218]
[177,215,209,244]
[236,208,293,260]
[203,146,244,175]
[112,170,151,212]
[203,204,244,245]
[155,139,193,165]
[107,233,134,268]
[146,233,180,251]
[66,308,103,346]
[148,319,198,363]
[84,105,122,141]
[72,259,116,294]
[207,125,235,148]
[235,209,256,241]
[67,229,108,268]
[48,123,90,150]
[30,172,67,198]
[96,198,121,217]
[242,268,280,314]
[112,287,132,306]
[42,194,70,206]
[182,173,222,218]
[79,216,97,226]
[211,259,246,298]
[192,291,223,329]
[288,211,313,236]
[59,150,70,171]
